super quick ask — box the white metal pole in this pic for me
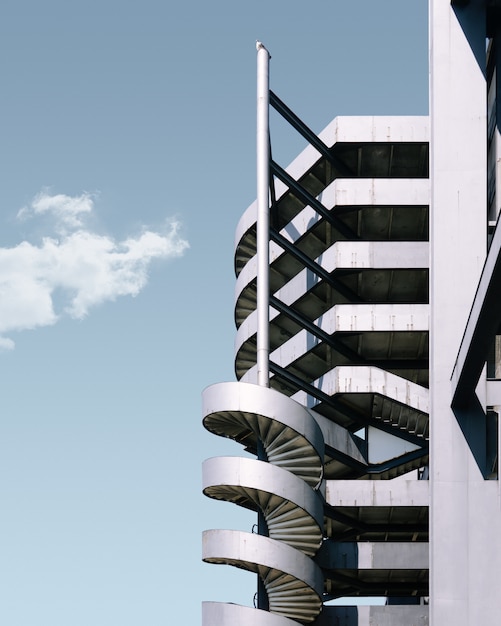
[256,41,270,388]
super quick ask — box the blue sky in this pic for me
[0,2,428,624]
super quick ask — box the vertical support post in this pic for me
[256,41,270,389]
[256,440,269,611]
[429,2,498,623]
[256,41,270,612]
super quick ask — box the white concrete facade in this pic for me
[429,1,501,624]
[202,2,501,624]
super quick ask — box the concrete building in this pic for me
[202,2,501,625]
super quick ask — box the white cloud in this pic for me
[0,191,189,348]
[18,190,95,232]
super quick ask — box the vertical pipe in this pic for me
[256,41,270,388]
[256,41,270,612]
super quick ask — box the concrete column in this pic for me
[430,1,501,624]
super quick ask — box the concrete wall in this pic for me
[430,1,501,623]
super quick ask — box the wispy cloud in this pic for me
[0,190,189,350]
[17,190,95,232]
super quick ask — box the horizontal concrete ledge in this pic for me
[272,241,428,307]
[325,479,429,508]
[235,241,429,309]
[291,365,429,414]
[235,177,429,253]
[202,456,324,530]
[202,602,301,626]
[278,116,429,203]
[318,178,429,212]
[317,540,429,570]
[202,529,324,595]
[202,381,325,466]
[315,605,428,626]
[236,303,429,359]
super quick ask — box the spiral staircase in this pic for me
[203,382,325,622]
[202,106,430,625]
